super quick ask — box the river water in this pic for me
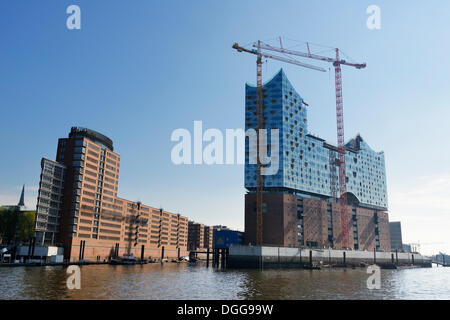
[1,263,449,300]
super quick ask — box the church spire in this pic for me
[18,184,25,207]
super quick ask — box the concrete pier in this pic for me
[227,245,432,269]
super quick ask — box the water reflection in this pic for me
[0,263,449,300]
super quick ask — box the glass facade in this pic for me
[35,158,66,245]
[245,69,388,210]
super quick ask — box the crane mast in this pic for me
[232,42,325,246]
[334,48,349,249]
[255,41,264,246]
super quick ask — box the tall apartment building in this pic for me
[35,127,188,260]
[389,221,403,251]
[35,159,66,245]
[187,221,204,251]
[203,226,214,250]
[187,222,214,251]
[244,69,391,251]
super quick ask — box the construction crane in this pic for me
[410,242,444,253]
[254,40,366,249]
[232,41,326,246]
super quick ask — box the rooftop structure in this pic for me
[1,184,28,211]
[68,127,114,151]
[18,185,25,207]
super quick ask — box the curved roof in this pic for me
[245,68,292,88]
[346,134,383,154]
[69,127,114,151]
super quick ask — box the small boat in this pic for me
[109,253,147,265]
[303,265,321,270]
[380,264,397,270]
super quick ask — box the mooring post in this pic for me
[259,253,263,270]
[391,253,394,264]
[79,240,83,261]
[81,240,85,260]
[216,249,220,268]
[412,254,415,265]
[396,249,399,265]
[206,248,210,267]
[27,236,32,263]
[225,248,229,268]
[309,250,313,267]
[221,249,225,269]
[11,246,16,263]
[343,251,346,265]
[161,246,165,262]
[141,245,145,260]
[216,249,219,267]
[278,247,280,267]
[31,237,36,259]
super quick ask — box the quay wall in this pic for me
[69,240,189,262]
[227,245,431,269]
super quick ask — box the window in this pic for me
[74,140,86,147]
[72,161,84,168]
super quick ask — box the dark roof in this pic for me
[306,134,325,142]
[69,127,114,151]
[345,134,364,152]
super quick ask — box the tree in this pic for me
[0,208,35,243]
[16,211,36,241]
[0,208,17,244]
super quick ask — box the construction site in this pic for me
[229,39,431,269]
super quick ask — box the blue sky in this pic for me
[1,1,449,254]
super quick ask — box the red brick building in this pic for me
[245,193,391,252]
[36,127,189,261]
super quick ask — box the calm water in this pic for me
[1,263,449,300]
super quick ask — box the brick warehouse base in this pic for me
[244,193,298,247]
[67,238,188,262]
[245,192,391,251]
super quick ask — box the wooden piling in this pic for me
[79,240,83,261]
